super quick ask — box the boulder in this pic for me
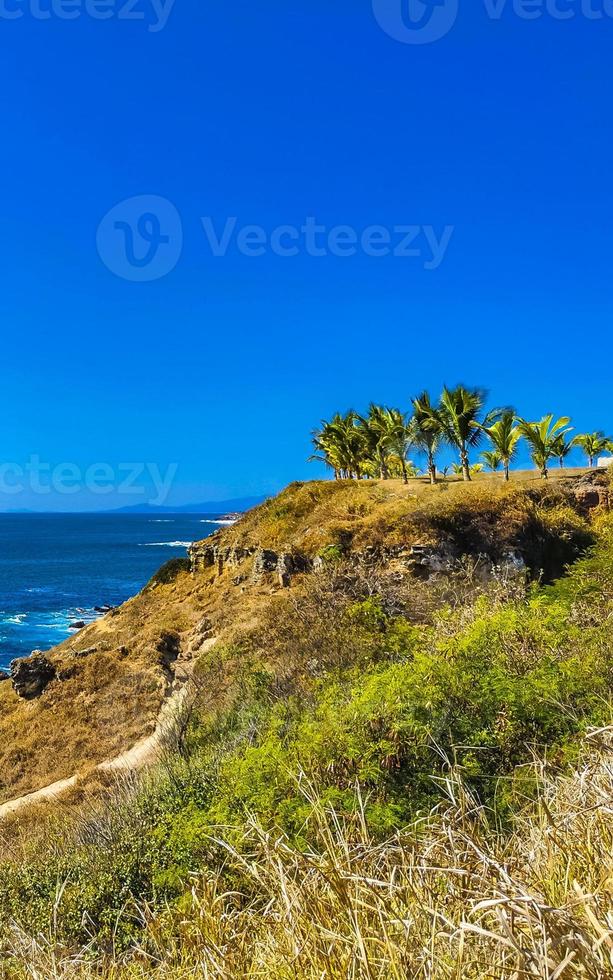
[253,548,281,577]
[72,646,98,659]
[0,669,10,683]
[567,471,610,514]
[69,620,86,631]
[405,544,454,579]
[10,653,56,700]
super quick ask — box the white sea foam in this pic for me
[141,541,192,548]
[200,519,237,526]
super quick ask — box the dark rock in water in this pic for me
[0,669,10,682]
[69,620,86,630]
[94,605,114,614]
[10,653,57,699]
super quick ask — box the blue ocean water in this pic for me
[0,514,222,671]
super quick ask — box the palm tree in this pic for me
[481,450,503,473]
[383,408,414,484]
[451,461,483,477]
[574,432,612,468]
[517,415,573,479]
[310,412,365,479]
[552,433,575,469]
[357,405,390,479]
[437,385,499,481]
[357,404,411,481]
[480,410,521,482]
[409,391,442,485]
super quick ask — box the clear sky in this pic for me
[1,0,612,510]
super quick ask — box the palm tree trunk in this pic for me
[589,455,594,468]
[461,446,471,481]
[504,461,510,482]
[401,460,408,485]
[541,465,548,479]
[428,454,437,485]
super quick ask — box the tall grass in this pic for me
[3,727,612,979]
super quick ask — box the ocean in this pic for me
[0,514,223,671]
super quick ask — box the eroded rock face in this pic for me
[189,537,311,588]
[568,470,610,514]
[252,549,311,586]
[0,670,10,683]
[189,540,255,575]
[10,653,57,700]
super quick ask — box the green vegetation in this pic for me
[480,409,521,480]
[146,556,191,587]
[480,449,503,471]
[311,383,612,483]
[575,431,613,468]
[516,414,575,480]
[0,489,611,976]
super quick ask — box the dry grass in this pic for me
[2,727,611,979]
[222,471,593,555]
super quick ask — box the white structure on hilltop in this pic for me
[597,457,613,468]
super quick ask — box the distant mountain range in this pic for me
[108,495,267,515]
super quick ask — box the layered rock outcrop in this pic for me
[189,539,311,587]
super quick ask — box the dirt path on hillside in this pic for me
[0,639,215,821]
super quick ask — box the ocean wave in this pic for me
[140,541,192,548]
[200,519,237,526]
[149,520,175,523]
[35,608,100,628]
[3,614,27,625]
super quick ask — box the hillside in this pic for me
[0,471,611,977]
[0,471,600,807]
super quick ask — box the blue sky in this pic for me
[1,0,612,509]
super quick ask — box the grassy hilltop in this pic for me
[0,470,612,977]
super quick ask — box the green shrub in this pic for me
[146,557,191,588]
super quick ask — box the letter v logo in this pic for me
[372,0,458,44]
